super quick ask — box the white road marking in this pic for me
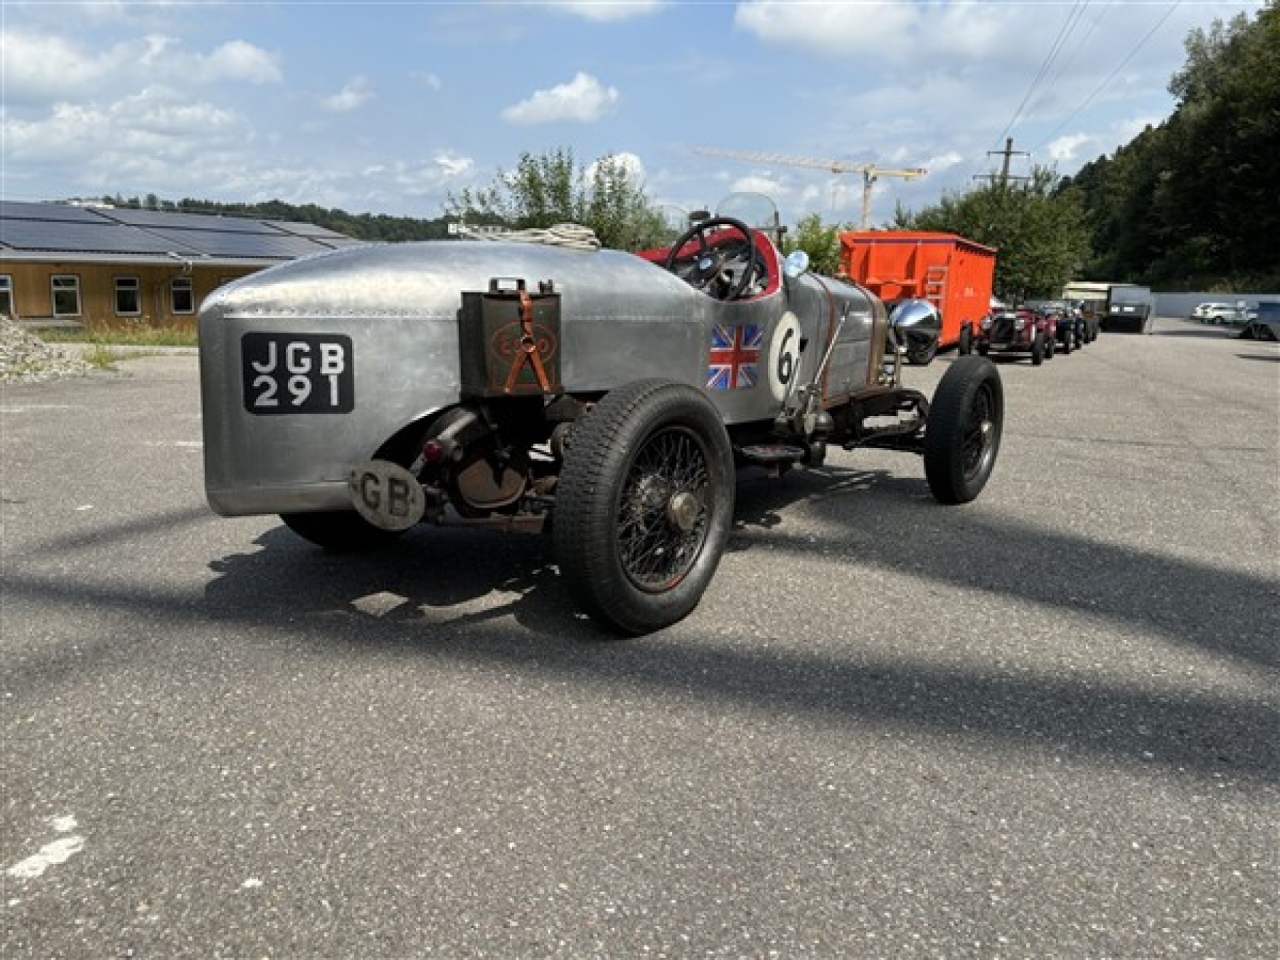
[0,406,81,414]
[6,816,86,879]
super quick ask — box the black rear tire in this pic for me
[553,380,735,636]
[923,357,1003,505]
[280,510,405,551]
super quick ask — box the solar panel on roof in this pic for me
[101,207,275,233]
[264,219,350,239]
[0,218,201,256]
[144,227,325,259]
[0,201,357,261]
[0,200,112,224]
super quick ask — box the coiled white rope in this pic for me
[458,222,601,251]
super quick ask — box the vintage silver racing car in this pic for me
[199,212,1005,634]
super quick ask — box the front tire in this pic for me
[1031,330,1046,365]
[553,380,735,636]
[923,357,1003,505]
[958,326,973,356]
[280,510,405,551]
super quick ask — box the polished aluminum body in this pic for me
[199,238,887,516]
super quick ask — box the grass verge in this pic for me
[81,343,122,371]
[38,326,198,348]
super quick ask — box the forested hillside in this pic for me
[1059,3,1279,290]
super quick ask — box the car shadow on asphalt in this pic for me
[4,463,1274,786]
[1235,352,1280,362]
[184,462,1280,786]
[1152,327,1239,339]
[729,464,1276,672]
[191,455,1279,679]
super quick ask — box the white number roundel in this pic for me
[768,311,802,402]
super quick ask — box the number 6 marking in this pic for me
[768,312,802,402]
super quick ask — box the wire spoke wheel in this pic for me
[617,428,711,591]
[554,380,734,636]
[959,380,996,485]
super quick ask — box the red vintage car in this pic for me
[976,306,1057,365]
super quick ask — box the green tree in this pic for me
[445,149,665,250]
[895,166,1090,300]
[780,212,848,276]
[1063,4,1279,288]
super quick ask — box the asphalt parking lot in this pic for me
[2,317,1277,958]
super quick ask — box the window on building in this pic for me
[171,276,194,314]
[0,275,12,316]
[52,275,81,317]
[115,276,141,316]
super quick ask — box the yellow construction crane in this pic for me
[694,147,927,230]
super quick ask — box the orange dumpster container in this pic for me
[838,231,996,362]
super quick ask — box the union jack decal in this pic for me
[706,323,762,390]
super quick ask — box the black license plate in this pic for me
[242,333,354,414]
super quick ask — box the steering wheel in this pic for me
[663,216,765,301]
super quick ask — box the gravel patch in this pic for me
[0,317,94,384]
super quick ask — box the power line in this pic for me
[1028,0,1115,121]
[993,0,1092,152]
[1030,0,1183,156]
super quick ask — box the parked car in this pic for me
[1193,302,1247,325]
[976,306,1057,364]
[1102,286,1155,334]
[1028,299,1083,354]
[1226,305,1256,327]
[198,210,1005,635]
[1067,299,1100,343]
[1239,302,1280,341]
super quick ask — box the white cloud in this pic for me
[432,150,474,177]
[546,0,665,22]
[0,30,133,102]
[0,29,279,105]
[501,72,619,124]
[5,87,243,160]
[728,174,790,198]
[587,151,646,182]
[923,151,965,174]
[3,85,251,196]
[197,40,282,84]
[1044,133,1094,163]
[412,70,443,91]
[322,77,375,113]
[734,0,924,58]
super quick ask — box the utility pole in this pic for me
[974,138,1030,186]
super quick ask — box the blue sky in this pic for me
[1,1,1265,229]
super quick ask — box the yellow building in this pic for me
[0,201,359,331]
